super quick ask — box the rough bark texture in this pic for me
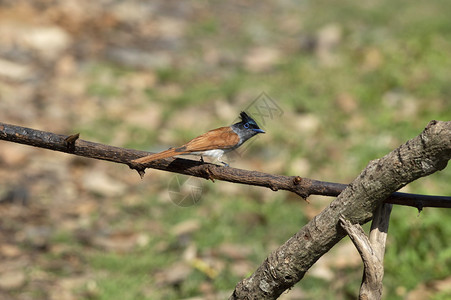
[230,120,451,299]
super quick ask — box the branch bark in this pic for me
[229,120,451,299]
[0,121,450,209]
[340,203,392,300]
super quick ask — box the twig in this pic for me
[0,122,449,209]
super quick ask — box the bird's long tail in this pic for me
[132,148,188,164]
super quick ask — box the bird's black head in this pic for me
[237,111,265,134]
[231,111,265,144]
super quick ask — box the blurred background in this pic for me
[0,0,450,299]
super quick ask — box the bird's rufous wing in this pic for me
[132,126,239,164]
[175,126,239,152]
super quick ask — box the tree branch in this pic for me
[229,120,450,299]
[0,121,450,210]
[340,203,392,300]
[340,217,384,300]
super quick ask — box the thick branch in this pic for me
[1,122,450,209]
[230,120,451,299]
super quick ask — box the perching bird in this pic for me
[132,111,264,166]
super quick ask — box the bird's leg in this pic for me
[200,155,204,163]
[217,154,229,167]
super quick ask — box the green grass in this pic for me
[65,1,451,299]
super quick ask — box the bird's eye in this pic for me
[244,123,249,129]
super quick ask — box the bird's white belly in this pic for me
[188,149,226,159]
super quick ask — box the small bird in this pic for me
[132,111,265,166]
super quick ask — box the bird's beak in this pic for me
[253,128,265,133]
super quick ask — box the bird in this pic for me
[132,111,265,166]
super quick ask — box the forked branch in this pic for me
[340,203,392,300]
[230,120,450,299]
